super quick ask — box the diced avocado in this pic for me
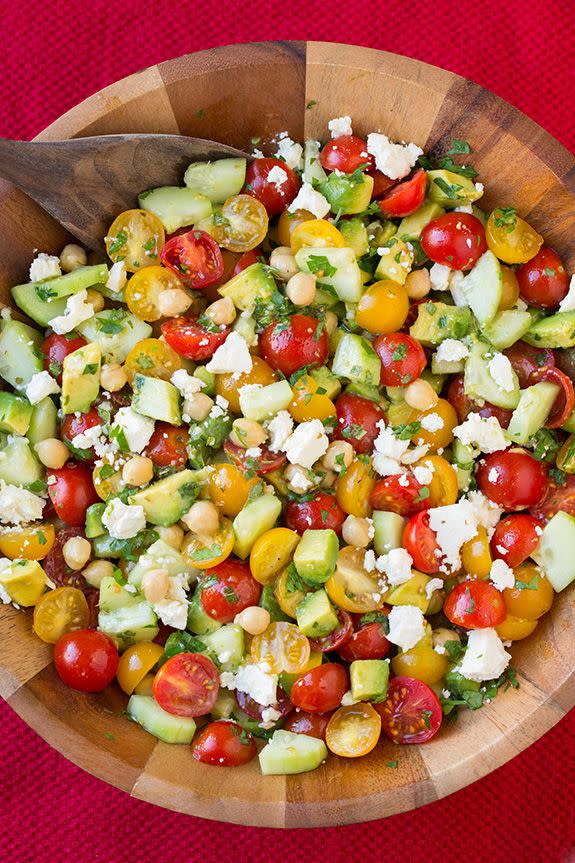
[202,624,245,671]
[0,436,42,488]
[319,171,374,215]
[128,539,193,588]
[77,309,152,364]
[387,399,417,428]
[374,239,414,285]
[131,374,181,425]
[98,576,159,647]
[421,369,447,394]
[259,729,328,775]
[345,382,382,402]
[368,220,397,250]
[410,301,472,346]
[0,559,46,606]
[127,694,197,743]
[426,169,482,208]
[85,503,106,538]
[260,583,291,622]
[444,667,481,698]
[11,264,108,326]
[386,571,431,613]
[523,311,575,349]
[295,246,363,303]
[532,511,575,592]
[238,380,293,422]
[372,511,406,555]
[463,340,520,410]
[61,341,101,415]
[232,312,257,346]
[187,589,222,634]
[132,470,199,526]
[218,263,275,313]
[184,158,247,203]
[309,365,341,400]
[302,139,328,186]
[506,381,559,444]
[563,407,575,434]
[332,333,381,387]
[0,392,33,435]
[232,494,282,559]
[27,397,58,445]
[138,187,212,233]
[296,589,338,637]
[350,659,390,702]
[339,218,369,257]
[481,310,532,350]
[0,320,43,390]
[398,201,445,240]
[458,251,502,326]
[293,529,339,586]
[193,365,215,395]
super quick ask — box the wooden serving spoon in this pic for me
[0,134,250,249]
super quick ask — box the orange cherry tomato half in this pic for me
[325,702,382,757]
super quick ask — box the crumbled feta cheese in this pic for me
[558,275,575,312]
[341,690,360,706]
[488,353,515,392]
[435,339,469,363]
[401,444,429,465]
[474,182,484,196]
[420,413,444,432]
[377,547,414,587]
[488,467,500,483]
[454,204,474,214]
[245,446,262,458]
[0,481,45,525]
[453,412,508,454]
[25,370,60,404]
[152,573,190,629]
[413,464,434,486]
[266,165,288,190]
[106,261,127,295]
[71,424,115,460]
[286,466,315,493]
[490,558,515,591]
[260,706,282,728]
[48,289,94,334]
[466,490,503,537]
[0,578,11,605]
[29,252,61,282]
[425,577,444,599]
[170,368,205,400]
[287,182,331,219]
[205,332,253,375]
[428,491,503,573]
[328,115,353,138]
[219,663,279,706]
[112,407,155,453]
[366,518,375,540]
[102,498,146,539]
[398,474,410,487]
[429,263,452,292]
[387,605,426,651]
[363,549,376,572]
[372,455,406,477]
[373,422,409,461]
[0,308,11,321]
[457,628,511,682]
[366,133,422,180]
[275,136,303,170]
[282,419,329,469]
[266,410,294,453]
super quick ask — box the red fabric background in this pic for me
[1,1,574,860]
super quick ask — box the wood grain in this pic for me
[1,40,575,828]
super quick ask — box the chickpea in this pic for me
[82,559,115,589]
[286,272,317,306]
[432,627,460,651]
[405,269,431,299]
[229,418,267,449]
[100,363,128,393]
[322,440,354,473]
[60,243,87,272]
[205,296,236,327]
[342,515,372,548]
[184,393,213,422]
[156,525,185,550]
[320,469,337,489]
[122,456,154,486]
[34,438,69,469]
[85,289,105,312]
[141,568,170,604]
[405,378,439,412]
[325,310,338,337]
[62,536,92,571]
[158,288,192,317]
[284,464,315,494]
[235,605,270,635]
[269,246,298,281]
[182,500,220,535]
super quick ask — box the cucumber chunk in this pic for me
[295,247,363,303]
[524,311,575,348]
[0,392,33,436]
[138,187,212,233]
[350,659,390,702]
[0,320,43,390]
[293,529,339,585]
[27,397,58,444]
[12,264,108,326]
[296,588,338,637]
[506,381,560,444]
[531,511,575,592]
[127,694,197,743]
[98,577,159,648]
[77,310,152,363]
[232,495,282,559]
[332,333,381,387]
[184,158,247,203]
[238,380,293,422]
[372,511,406,555]
[481,309,532,350]
[458,251,502,326]
[202,624,245,671]
[0,436,42,487]
[132,374,182,425]
[338,218,369,258]
[463,341,520,410]
[128,539,194,589]
[259,729,327,775]
[302,139,328,186]
[187,589,223,635]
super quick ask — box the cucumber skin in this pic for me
[259,730,328,775]
[11,264,109,327]
[0,320,44,390]
[128,694,197,743]
[531,511,575,592]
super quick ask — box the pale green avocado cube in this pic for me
[426,169,483,208]
[61,341,101,415]
[410,302,472,346]
[0,392,33,436]
[372,511,406,555]
[131,470,199,526]
[132,374,182,425]
[398,201,444,240]
[293,529,339,585]
[296,589,338,637]
[232,495,282,559]
[202,624,245,671]
[309,365,341,400]
[531,511,575,592]
[219,263,275,313]
[350,659,390,702]
[259,730,327,775]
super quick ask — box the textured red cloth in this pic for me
[1,1,575,860]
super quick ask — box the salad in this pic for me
[1,116,575,775]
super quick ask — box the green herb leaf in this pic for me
[448,139,471,155]
[307,255,337,277]
[493,207,517,233]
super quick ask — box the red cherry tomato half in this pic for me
[320,136,374,174]
[504,341,555,389]
[285,492,346,536]
[476,450,548,509]
[145,422,189,468]
[334,392,386,454]
[259,314,329,378]
[244,158,300,216]
[376,676,442,744]
[161,316,230,361]
[445,581,506,629]
[283,709,332,740]
[370,171,397,199]
[47,462,99,527]
[420,213,487,271]
[42,333,87,385]
[153,652,220,717]
[309,609,353,653]
[200,558,262,623]
[61,407,102,462]
[290,664,348,713]
[532,474,575,524]
[231,248,262,276]
[192,720,257,766]
[223,439,286,475]
[373,332,427,387]
[43,526,91,591]
[403,511,441,574]
[527,366,574,428]
[516,246,569,310]
[160,229,224,289]
[338,617,390,662]
[376,169,427,218]
[54,629,118,693]
[369,475,431,518]
[490,514,541,568]
[235,686,292,721]
[447,374,513,429]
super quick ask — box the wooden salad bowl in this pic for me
[1,41,574,828]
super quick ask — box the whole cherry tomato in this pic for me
[244,157,300,216]
[283,709,332,740]
[145,422,189,468]
[476,450,548,509]
[531,474,575,524]
[47,462,99,526]
[376,169,426,217]
[43,526,91,591]
[290,664,348,713]
[490,514,541,568]
[320,136,374,174]
[334,392,386,454]
[420,213,487,270]
[200,558,262,623]
[516,246,569,309]
[223,439,286,475]
[153,653,220,717]
[370,474,431,517]
[309,609,353,653]
[527,366,574,428]
[285,492,346,535]
[338,616,390,662]
[231,248,261,276]
[259,315,328,377]
[161,317,230,361]
[160,229,224,289]
[54,629,118,692]
[61,407,102,462]
[447,374,513,428]
[504,341,555,388]
[373,332,427,387]
[376,676,442,744]
[42,333,87,384]
[403,511,441,573]
[192,720,257,766]
[444,581,506,629]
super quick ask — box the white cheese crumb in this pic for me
[106,261,127,295]
[29,252,61,282]
[425,577,444,599]
[0,481,45,525]
[366,133,422,180]
[112,407,155,453]
[341,690,360,706]
[429,263,452,292]
[363,549,376,572]
[420,413,444,432]
[435,339,469,363]
[266,410,294,453]
[266,165,288,191]
[558,275,575,312]
[282,419,329,470]
[376,548,413,587]
[287,182,331,219]
[453,412,508,454]
[328,115,353,138]
[457,628,511,682]
[101,498,146,539]
[275,136,303,170]
[490,558,515,591]
[48,289,94,335]
[205,332,253,375]
[152,573,191,630]
[170,368,205,400]
[413,464,434,486]
[488,353,516,393]
[219,663,279,706]
[387,605,426,651]
[25,370,60,404]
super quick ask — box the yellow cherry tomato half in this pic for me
[116,642,164,695]
[485,209,543,264]
[496,615,538,641]
[125,265,187,322]
[289,373,337,423]
[499,266,520,310]
[461,525,493,579]
[391,644,449,686]
[503,562,554,620]
[356,279,409,335]
[215,355,277,414]
[124,337,183,384]
[413,399,458,452]
[326,703,382,758]
[274,566,311,618]
[290,218,346,253]
[106,209,165,272]
[33,586,90,643]
[277,208,315,248]
[0,524,55,560]
[251,621,311,674]
[93,458,123,501]
[220,194,269,252]
[181,518,234,570]
[208,463,259,518]
[326,546,383,613]
[250,528,301,586]
[336,458,376,517]
[416,455,458,507]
